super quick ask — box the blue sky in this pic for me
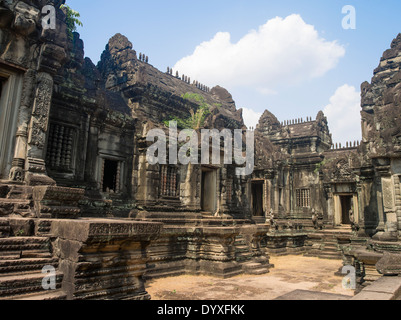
[67,0,401,145]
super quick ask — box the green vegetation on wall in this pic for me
[164,93,211,130]
[60,4,83,40]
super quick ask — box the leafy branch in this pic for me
[60,4,83,40]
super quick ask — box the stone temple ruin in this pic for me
[0,0,401,300]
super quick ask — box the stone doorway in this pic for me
[102,160,119,193]
[251,181,264,217]
[340,195,353,225]
[0,69,22,180]
[201,168,217,214]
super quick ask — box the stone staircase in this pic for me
[318,237,343,260]
[0,184,34,217]
[235,235,253,263]
[0,237,66,300]
[235,235,271,275]
[305,227,352,260]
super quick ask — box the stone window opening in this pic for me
[160,165,179,197]
[46,123,75,171]
[101,159,121,194]
[296,189,311,208]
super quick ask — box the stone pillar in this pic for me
[375,176,386,233]
[8,70,35,182]
[25,72,56,186]
[274,172,279,213]
[264,179,271,217]
[84,120,99,185]
[394,175,401,236]
[377,175,398,241]
[25,36,66,185]
[219,167,229,214]
[325,185,334,226]
[356,183,366,236]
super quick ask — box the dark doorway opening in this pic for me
[201,169,217,213]
[252,182,264,217]
[0,78,5,99]
[340,195,353,225]
[0,77,5,115]
[102,160,118,193]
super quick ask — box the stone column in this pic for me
[394,175,401,236]
[274,172,279,213]
[25,35,66,185]
[8,70,36,182]
[356,183,366,236]
[376,173,398,241]
[264,179,271,217]
[325,185,334,226]
[25,72,56,186]
[375,176,386,233]
[84,120,99,186]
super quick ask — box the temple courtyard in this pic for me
[146,255,354,300]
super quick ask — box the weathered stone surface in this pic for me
[376,252,401,275]
[50,219,163,300]
[351,275,401,300]
[33,186,85,219]
[2,0,401,301]
[275,290,350,301]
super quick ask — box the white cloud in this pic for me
[324,84,362,145]
[242,107,262,129]
[173,14,345,93]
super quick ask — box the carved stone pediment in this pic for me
[332,159,356,182]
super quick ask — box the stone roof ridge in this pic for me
[164,66,211,94]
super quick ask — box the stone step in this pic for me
[0,219,10,238]
[21,250,52,259]
[318,253,342,260]
[11,289,67,301]
[235,245,250,252]
[0,237,51,252]
[246,268,270,275]
[323,242,339,246]
[242,262,270,275]
[144,269,186,280]
[35,220,52,237]
[0,271,63,298]
[6,186,33,200]
[243,262,261,269]
[0,257,59,275]
[0,253,21,260]
[236,256,252,263]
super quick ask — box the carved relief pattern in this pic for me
[333,159,355,181]
[29,74,53,149]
